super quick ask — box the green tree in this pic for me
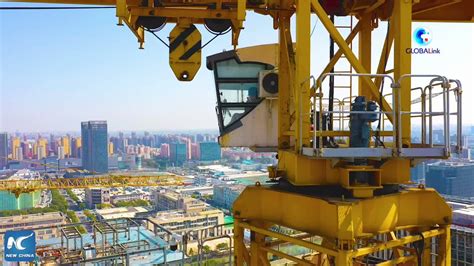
[202,245,211,253]
[83,209,97,222]
[50,189,68,212]
[65,210,86,234]
[66,189,80,203]
[96,203,112,209]
[216,242,228,250]
[115,199,150,207]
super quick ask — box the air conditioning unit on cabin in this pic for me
[258,70,279,98]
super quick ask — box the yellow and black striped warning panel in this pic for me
[169,24,202,81]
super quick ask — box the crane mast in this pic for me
[2,0,473,264]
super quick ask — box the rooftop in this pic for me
[428,159,474,168]
[95,207,149,220]
[152,207,223,223]
[0,212,66,226]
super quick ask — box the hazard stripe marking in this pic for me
[179,41,202,60]
[169,25,197,53]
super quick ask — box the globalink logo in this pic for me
[4,230,36,262]
[413,27,432,45]
[406,26,440,54]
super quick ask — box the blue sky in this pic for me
[1,3,472,132]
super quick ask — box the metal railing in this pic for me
[307,73,463,159]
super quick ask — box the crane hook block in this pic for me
[169,23,202,81]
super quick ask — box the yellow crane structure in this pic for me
[0,174,187,197]
[2,0,473,265]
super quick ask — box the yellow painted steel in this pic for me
[236,219,448,265]
[393,0,412,146]
[311,0,394,124]
[314,21,361,97]
[234,186,451,240]
[277,9,294,150]
[278,151,411,186]
[0,175,185,197]
[358,15,372,99]
[295,0,311,151]
[169,22,202,81]
[3,0,472,264]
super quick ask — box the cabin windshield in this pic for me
[210,57,273,133]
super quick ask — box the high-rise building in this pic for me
[57,146,65,160]
[199,142,221,161]
[11,137,21,160]
[160,144,170,158]
[110,137,120,153]
[185,138,192,160]
[170,143,187,165]
[0,133,8,169]
[21,142,32,159]
[108,141,114,156]
[426,160,474,198]
[49,134,57,154]
[35,138,48,159]
[130,132,138,145]
[410,162,425,182]
[14,146,23,161]
[61,136,71,157]
[81,121,108,173]
[71,137,82,158]
[191,143,200,160]
[196,134,205,143]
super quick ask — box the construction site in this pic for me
[0,0,474,265]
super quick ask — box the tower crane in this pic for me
[2,0,473,265]
[0,174,186,197]
[0,157,187,196]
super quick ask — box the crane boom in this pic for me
[0,175,186,197]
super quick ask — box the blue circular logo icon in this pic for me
[413,27,432,46]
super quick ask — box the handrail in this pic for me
[314,73,396,153]
[310,73,462,158]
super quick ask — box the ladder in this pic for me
[329,16,354,131]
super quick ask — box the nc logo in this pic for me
[413,27,432,46]
[4,230,36,262]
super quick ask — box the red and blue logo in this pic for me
[413,27,432,46]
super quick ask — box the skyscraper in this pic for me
[169,143,187,165]
[191,143,200,160]
[71,137,82,158]
[61,136,71,157]
[35,138,48,159]
[11,137,21,160]
[426,160,474,198]
[81,121,108,173]
[199,142,221,161]
[160,144,170,158]
[0,133,8,169]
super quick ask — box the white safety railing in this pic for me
[306,73,463,159]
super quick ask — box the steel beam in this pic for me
[393,0,412,146]
[311,0,394,123]
[295,0,311,151]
